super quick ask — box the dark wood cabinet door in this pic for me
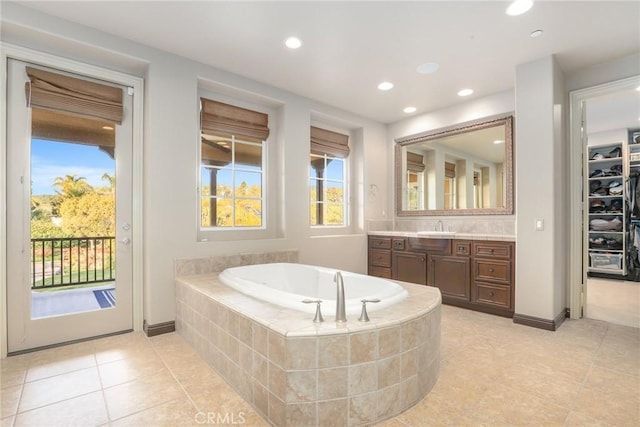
[392,251,427,285]
[428,255,470,302]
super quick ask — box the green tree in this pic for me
[53,174,93,198]
[59,192,115,236]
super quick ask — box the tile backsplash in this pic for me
[367,218,516,236]
[174,249,298,278]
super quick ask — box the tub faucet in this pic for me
[334,271,347,323]
[434,219,444,232]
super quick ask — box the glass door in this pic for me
[6,59,134,353]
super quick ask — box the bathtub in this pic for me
[218,262,408,315]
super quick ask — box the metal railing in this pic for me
[31,237,115,289]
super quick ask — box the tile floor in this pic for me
[1,305,638,426]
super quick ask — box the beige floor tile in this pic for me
[496,364,583,409]
[180,372,253,415]
[1,416,15,427]
[14,390,107,426]
[25,353,96,382]
[18,367,101,412]
[471,383,569,426]
[110,397,199,426]
[94,339,157,366]
[1,367,26,390]
[1,384,22,417]
[564,410,610,427]
[583,365,640,401]
[573,384,640,426]
[395,393,464,426]
[98,352,167,388]
[103,370,185,420]
[160,352,214,382]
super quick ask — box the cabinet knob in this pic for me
[489,291,495,297]
[489,249,495,253]
[489,268,494,273]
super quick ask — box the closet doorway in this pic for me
[569,75,640,327]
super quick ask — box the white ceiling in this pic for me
[10,1,640,124]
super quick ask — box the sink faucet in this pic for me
[333,271,347,323]
[434,219,444,232]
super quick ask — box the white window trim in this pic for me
[0,43,145,356]
[197,89,277,242]
[309,122,354,236]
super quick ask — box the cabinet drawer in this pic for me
[473,242,512,259]
[369,249,391,268]
[454,241,471,256]
[473,282,511,310]
[369,237,391,250]
[474,259,511,284]
[369,266,392,279]
[392,238,406,251]
[408,237,452,255]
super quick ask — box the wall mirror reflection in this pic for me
[396,114,514,216]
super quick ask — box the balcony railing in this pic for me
[31,237,115,289]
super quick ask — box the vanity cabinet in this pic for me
[368,234,515,317]
[471,241,515,315]
[428,240,472,302]
[368,236,392,278]
[393,250,427,285]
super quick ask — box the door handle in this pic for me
[122,223,131,231]
[121,237,131,245]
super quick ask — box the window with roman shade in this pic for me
[406,152,425,210]
[309,126,349,227]
[25,66,123,158]
[200,97,269,229]
[407,152,425,172]
[444,161,457,209]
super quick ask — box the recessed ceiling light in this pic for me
[284,36,302,49]
[457,89,474,97]
[530,29,543,38]
[416,62,440,74]
[403,107,417,114]
[494,139,505,144]
[378,81,394,91]
[506,0,534,16]
[636,85,640,91]
[101,125,114,130]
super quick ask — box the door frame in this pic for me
[0,43,144,357]
[568,75,640,320]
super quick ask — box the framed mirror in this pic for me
[395,114,514,216]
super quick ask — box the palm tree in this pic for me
[53,174,92,198]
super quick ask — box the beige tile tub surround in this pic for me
[175,270,441,427]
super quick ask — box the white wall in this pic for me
[514,56,566,322]
[387,90,515,227]
[1,3,388,326]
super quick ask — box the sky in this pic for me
[31,139,115,195]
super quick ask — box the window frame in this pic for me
[197,91,277,242]
[309,124,351,231]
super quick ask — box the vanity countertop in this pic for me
[367,230,516,242]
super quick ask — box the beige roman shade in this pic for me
[311,126,350,158]
[407,152,425,172]
[445,162,456,178]
[25,66,123,124]
[200,98,270,141]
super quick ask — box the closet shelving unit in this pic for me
[586,142,626,276]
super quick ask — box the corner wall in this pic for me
[1,3,388,328]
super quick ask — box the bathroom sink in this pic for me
[416,231,456,238]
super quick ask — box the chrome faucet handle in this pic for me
[358,298,381,322]
[302,299,324,323]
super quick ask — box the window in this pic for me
[309,126,349,226]
[406,152,425,210]
[444,161,456,210]
[199,98,269,229]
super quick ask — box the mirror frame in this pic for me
[395,114,514,216]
